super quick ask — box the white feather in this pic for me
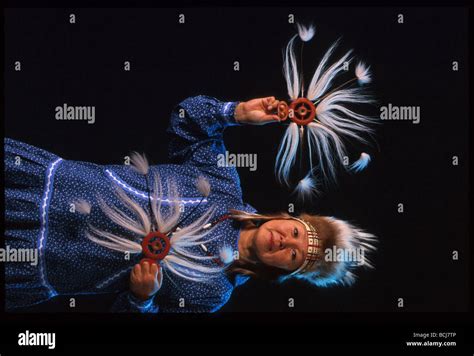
[97,195,147,236]
[129,151,150,175]
[151,173,179,234]
[196,175,211,197]
[162,254,222,282]
[355,61,371,85]
[350,152,371,172]
[275,122,300,186]
[86,225,142,254]
[306,39,353,101]
[296,23,315,42]
[219,246,234,264]
[114,187,152,234]
[74,199,91,215]
[306,39,340,99]
[293,174,318,201]
[306,122,347,184]
[283,35,300,100]
[315,88,377,144]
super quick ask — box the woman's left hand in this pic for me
[130,261,163,301]
[234,96,281,125]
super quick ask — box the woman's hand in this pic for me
[130,261,163,301]
[234,96,281,125]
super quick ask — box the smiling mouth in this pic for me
[269,231,274,251]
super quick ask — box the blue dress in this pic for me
[4,95,255,313]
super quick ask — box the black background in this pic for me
[3,7,469,314]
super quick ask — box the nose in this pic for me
[279,231,298,250]
[278,233,294,250]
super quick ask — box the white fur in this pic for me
[279,217,377,287]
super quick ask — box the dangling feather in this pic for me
[130,151,150,175]
[219,246,234,264]
[296,23,315,42]
[74,199,91,215]
[350,152,371,172]
[283,35,300,100]
[275,122,300,186]
[196,175,211,197]
[293,173,318,202]
[355,61,371,85]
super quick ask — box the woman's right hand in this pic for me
[234,96,281,125]
[130,261,163,301]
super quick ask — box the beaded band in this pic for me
[289,217,322,275]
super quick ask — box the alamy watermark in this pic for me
[380,103,420,124]
[325,246,366,266]
[0,245,38,266]
[217,150,257,171]
[55,103,95,124]
[18,330,55,349]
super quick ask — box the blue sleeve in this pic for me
[110,291,159,313]
[166,95,241,168]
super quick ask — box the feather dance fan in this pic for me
[86,152,225,284]
[275,23,378,201]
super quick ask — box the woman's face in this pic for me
[253,219,308,271]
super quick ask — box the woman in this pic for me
[4,95,376,313]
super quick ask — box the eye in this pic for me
[291,249,297,260]
[293,227,299,237]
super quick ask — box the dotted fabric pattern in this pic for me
[4,95,255,313]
